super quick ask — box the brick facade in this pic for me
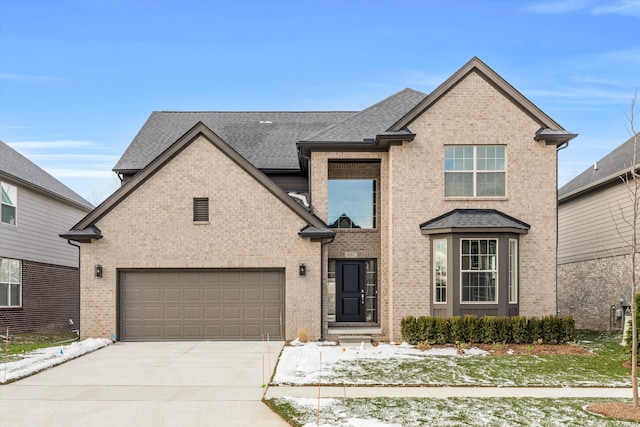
[79,136,321,340]
[0,260,80,334]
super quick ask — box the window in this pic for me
[328,179,376,229]
[509,239,518,303]
[0,258,21,307]
[193,198,209,222]
[1,182,17,225]
[461,239,497,303]
[444,146,505,197]
[433,239,447,303]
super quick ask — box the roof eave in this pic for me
[420,226,529,235]
[59,226,102,243]
[534,128,579,146]
[298,226,336,242]
[559,165,639,202]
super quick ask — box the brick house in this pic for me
[558,132,640,330]
[62,57,576,342]
[1,140,93,334]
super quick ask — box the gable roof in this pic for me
[113,111,356,174]
[65,122,332,241]
[391,57,577,146]
[420,209,530,235]
[559,132,640,201]
[0,140,93,210]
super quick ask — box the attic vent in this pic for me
[259,120,273,124]
[193,198,209,222]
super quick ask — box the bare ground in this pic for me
[586,402,640,422]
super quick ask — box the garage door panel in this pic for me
[120,270,284,341]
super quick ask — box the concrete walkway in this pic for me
[0,341,288,427]
[265,385,635,399]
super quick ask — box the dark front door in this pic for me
[336,260,366,322]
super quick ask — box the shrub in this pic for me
[400,314,575,345]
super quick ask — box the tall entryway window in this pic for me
[328,259,377,323]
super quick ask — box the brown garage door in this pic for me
[119,269,284,341]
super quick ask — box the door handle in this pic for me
[361,290,365,305]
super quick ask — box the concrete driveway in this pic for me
[0,341,288,427]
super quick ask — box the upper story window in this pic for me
[1,182,17,225]
[444,146,505,197]
[0,258,21,307]
[328,179,376,229]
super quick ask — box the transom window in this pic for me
[461,239,497,303]
[328,179,376,229]
[1,182,17,225]
[0,258,21,307]
[445,146,505,197]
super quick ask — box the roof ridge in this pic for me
[153,110,358,114]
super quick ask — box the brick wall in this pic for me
[79,135,321,340]
[558,254,631,330]
[0,260,80,334]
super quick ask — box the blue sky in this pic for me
[1,0,639,204]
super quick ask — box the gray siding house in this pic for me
[558,132,640,330]
[0,141,93,333]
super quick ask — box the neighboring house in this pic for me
[62,57,576,342]
[558,132,640,330]
[0,140,93,334]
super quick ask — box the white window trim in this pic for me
[0,258,22,308]
[433,239,447,304]
[1,181,18,226]
[444,145,506,198]
[459,238,499,305]
[509,239,518,304]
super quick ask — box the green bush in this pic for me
[400,314,575,345]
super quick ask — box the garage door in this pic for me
[119,269,284,341]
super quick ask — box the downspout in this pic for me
[555,141,570,316]
[67,240,81,338]
[319,235,334,342]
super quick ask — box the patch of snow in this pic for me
[288,192,309,208]
[0,338,112,383]
[273,342,489,385]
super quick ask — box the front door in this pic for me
[336,260,366,322]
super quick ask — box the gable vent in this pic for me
[193,198,209,222]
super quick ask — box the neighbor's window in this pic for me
[461,239,497,303]
[433,239,447,303]
[0,258,21,307]
[509,239,518,304]
[1,182,17,225]
[328,179,376,229]
[445,146,505,197]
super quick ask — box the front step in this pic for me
[338,335,372,346]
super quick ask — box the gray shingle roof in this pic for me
[420,209,530,233]
[113,111,356,172]
[113,88,428,173]
[0,140,93,210]
[559,132,640,200]
[302,88,427,142]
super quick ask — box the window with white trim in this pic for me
[1,182,17,225]
[460,239,497,303]
[0,258,21,307]
[433,239,447,303]
[444,146,505,197]
[509,239,518,304]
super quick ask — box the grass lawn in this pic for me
[266,397,638,427]
[303,331,631,387]
[0,332,79,363]
[267,330,637,426]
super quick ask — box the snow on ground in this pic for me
[273,341,488,385]
[0,338,112,384]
